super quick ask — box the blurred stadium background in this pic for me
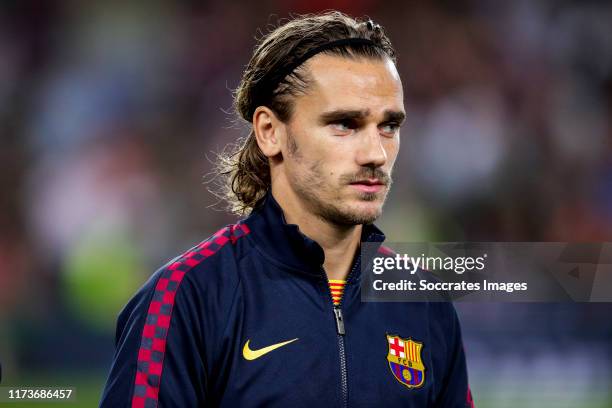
[1,1,612,407]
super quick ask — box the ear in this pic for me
[253,106,284,157]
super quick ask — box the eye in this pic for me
[330,120,356,134]
[380,123,400,136]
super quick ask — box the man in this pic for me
[100,11,474,407]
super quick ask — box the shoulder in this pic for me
[153,222,252,299]
[161,222,252,282]
[117,223,252,332]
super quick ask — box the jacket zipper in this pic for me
[324,253,361,408]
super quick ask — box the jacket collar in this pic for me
[244,191,386,279]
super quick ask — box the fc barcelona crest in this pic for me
[386,334,426,389]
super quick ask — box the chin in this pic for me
[356,206,383,223]
[340,201,383,225]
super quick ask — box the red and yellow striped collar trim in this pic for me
[329,279,346,306]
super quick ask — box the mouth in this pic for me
[349,179,386,194]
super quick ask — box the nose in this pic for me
[355,125,387,168]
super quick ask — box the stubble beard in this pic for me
[287,133,392,226]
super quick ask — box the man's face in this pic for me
[281,54,405,226]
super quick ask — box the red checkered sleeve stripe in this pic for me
[131,223,250,408]
[377,245,395,256]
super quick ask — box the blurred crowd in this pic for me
[1,1,611,405]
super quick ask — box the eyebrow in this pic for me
[318,109,406,125]
[319,109,369,124]
[383,110,406,124]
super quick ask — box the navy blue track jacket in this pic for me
[100,192,474,407]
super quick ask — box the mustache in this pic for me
[340,168,392,186]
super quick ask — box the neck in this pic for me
[272,186,362,281]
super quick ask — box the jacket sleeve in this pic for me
[433,303,475,408]
[99,268,208,408]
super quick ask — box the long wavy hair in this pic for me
[215,11,397,215]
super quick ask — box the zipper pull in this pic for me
[333,307,345,335]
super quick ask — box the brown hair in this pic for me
[216,11,397,215]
